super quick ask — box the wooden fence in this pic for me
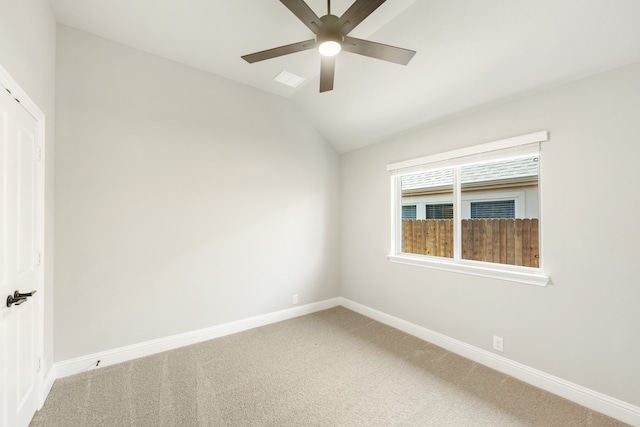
[402,218,539,267]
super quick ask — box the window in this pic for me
[402,205,417,219]
[470,200,515,218]
[426,204,453,219]
[388,131,549,286]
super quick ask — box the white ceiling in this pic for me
[49,0,640,153]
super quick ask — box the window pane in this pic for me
[425,203,453,219]
[402,205,417,219]
[470,200,515,218]
[401,170,453,258]
[460,156,539,267]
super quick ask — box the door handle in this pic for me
[6,290,36,308]
[6,295,28,308]
[14,290,37,298]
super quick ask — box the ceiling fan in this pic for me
[241,0,416,93]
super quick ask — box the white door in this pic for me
[0,85,40,427]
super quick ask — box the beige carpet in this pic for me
[31,307,628,426]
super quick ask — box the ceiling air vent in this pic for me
[274,70,305,88]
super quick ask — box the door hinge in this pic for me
[37,357,41,372]
[36,251,42,266]
[5,88,20,103]
[36,147,42,161]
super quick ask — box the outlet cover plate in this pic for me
[493,335,504,352]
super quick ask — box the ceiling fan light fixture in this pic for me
[317,13,342,57]
[318,40,341,57]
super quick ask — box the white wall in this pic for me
[54,26,340,361]
[340,63,640,407]
[0,0,56,376]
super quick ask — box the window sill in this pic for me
[387,254,549,287]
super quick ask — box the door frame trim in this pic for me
[0,63,48,409]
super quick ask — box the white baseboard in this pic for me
[55,297,340,379]
[339,297,640,427]
[39,365,56,409]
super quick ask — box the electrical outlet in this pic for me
[292,294,298,305]
[493,335,504,352]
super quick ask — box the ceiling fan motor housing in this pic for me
[317,14,343,46]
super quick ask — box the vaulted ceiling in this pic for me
[49,0,640,152]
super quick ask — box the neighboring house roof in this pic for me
[402,157,538,192]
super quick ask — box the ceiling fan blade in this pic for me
[280,0,323,34]
[342,36,416,65]
[241,39,316,63]
[319,55,335,93]
[337,0,386,35]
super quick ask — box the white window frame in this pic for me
[387,131,549,286]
